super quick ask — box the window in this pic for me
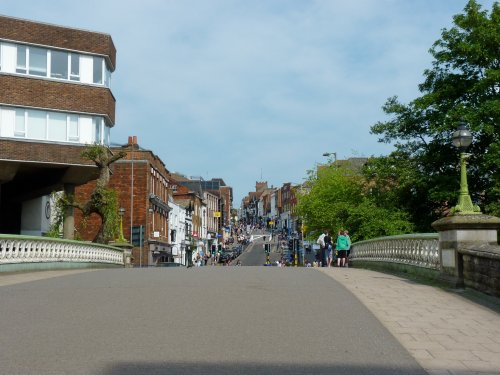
[16,45,27,74]
[93,117,102,143]
[15,109,26,137]
[68,115,79,141]
[27,109,47,140]
[28,47,47,77]
[12,44,110,86]
[103,124,110,145]
[70,53,80,81]
[50,50,68,79]
[48,112,66,141]
[93,57,103,84]
[104,65,111,87]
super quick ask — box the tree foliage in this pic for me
[297,165,413,242]
[48,144,126,243]
[370,0,500,229]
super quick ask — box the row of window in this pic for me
[0,41,111,87]
[0,106,110,145]
[150,167,170,203]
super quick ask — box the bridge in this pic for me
[1,216,499,375]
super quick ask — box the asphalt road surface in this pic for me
[0,267,427,375]
[236,236,280,266]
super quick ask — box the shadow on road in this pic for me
[101,361,426,375]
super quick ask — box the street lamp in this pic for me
[118,207,126,242]
[181,239,186,266]
[451,121,481,215]
[323,152,337,163]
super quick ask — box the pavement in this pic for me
[0,267,499,375]
[0,269,97,287]
[319,267,500,375]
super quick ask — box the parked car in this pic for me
[218,251,235,263]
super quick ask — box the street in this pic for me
[235,233,281,266]
[0,267,426,375]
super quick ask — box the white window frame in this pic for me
[93,117,103,144]
[68,115,80,142]
[28,46,48,77]
[16,45,27,74]
[69,53,80,81]
[93,56,103,85]
[11,44,110,87]
[49,50,69,80]
[14,109,26,138]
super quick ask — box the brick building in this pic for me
[0,15,116,236]
[74,138,173,267]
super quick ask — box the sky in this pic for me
[1,0,496,204]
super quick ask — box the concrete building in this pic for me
[0,15,116,237]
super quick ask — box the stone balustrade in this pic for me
[350,233,440,270]
[0,234,124,272]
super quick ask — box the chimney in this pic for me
[128,136,138,148]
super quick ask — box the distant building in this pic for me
[171,174,233,242]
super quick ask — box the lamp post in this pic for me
[118,207,126,242]
[451,121,481,215]
[322,152,337,164]
[181,239,186,266]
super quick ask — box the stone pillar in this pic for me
[62,184,75,240]
[431,214,500,288]
[109,241,133,267]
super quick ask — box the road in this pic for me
[235,234,281,266]
[0,267,426,375]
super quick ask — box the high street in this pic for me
[235,232,281,266]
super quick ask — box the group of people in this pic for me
[316,229,351,267]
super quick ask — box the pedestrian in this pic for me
[316,230,326,267]
[344,230,352,267]
[324,231,333,267]
[336,230,350,267]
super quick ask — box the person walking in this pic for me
[336,230,350,267]
[324,231,333,267]
[344,230,352,267]
[316,230,326,267]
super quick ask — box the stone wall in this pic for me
[459,244,500,298]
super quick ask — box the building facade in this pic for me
[74,138,172,267]
[0,16,116,236]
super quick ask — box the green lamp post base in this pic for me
[452,195,481,215]
[452,152,481,216]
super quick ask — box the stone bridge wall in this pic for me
[459,244,500,297]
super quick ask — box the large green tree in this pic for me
[371,0,500,230]
[297,165,413,242]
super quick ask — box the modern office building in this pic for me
[0,15,116,236]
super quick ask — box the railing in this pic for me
[350,233,440,270]
[0,234,124,269]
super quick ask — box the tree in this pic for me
[371,0,500,228]
[50,144,126,243]
[296,165,413,242]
